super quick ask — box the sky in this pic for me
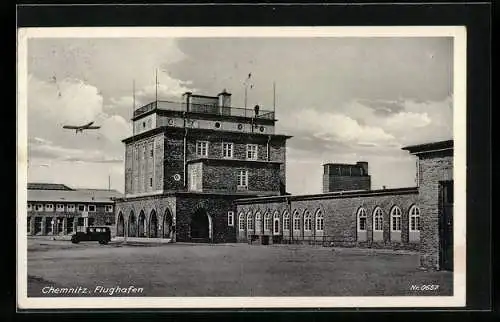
[26,36,453,194]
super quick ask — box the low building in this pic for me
[27,183,122,236]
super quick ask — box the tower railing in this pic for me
[133,100,275,120]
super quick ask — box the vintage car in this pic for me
[71,226,111,244]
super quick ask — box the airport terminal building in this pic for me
[114,90,454,271]
[27,183,121,236]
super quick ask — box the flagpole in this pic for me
[155,68,158,107]
[273,81,276,116]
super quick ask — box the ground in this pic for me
[27,238,452,297]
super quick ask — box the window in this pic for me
[88,205,96,212]
[56,204,64,212]
[27,204,32,211]
[142,121,146,129]
[357,208,367,231]
[293,211,301,230]
[255,212,262,232]
[27,217,31,232]
[373,207,384,231]
[315,210,324,231]
[150,144,154,157]
[105,205,113,213]
[246,144,258,160]
[283,211,290,231]
[390,207,402,231]
[273,211,280,234]
[35,204,43,211]
[196,141,209,157]
[190,171,198,191]
[409,205,421,231]
[264,212,272,231]
[247,213,254,230]
[304,211,312,231]
[238,213,245,231]
[222,142,233,158]
[237,169,248,188]
[45,204,54,212]
[67,204,75,212]
[228,211,234,226]
[149,177,153,187]
[78,204,86,212]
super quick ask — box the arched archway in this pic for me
[149,210,158,238]
[190,208,212,242]
[117,212,125,237]
[163,209,173,239]
[138,210,146,237]
[128,211,137,237]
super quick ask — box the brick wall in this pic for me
[175,195,237,243]
[417,152,453,269]
[164,136,185,191]
[323,175,371,193]
[235,189,419,250]
[200,162,281,194]
[115,195,177,240]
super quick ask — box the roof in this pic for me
[28,188,122,203]
[402,140,453,154]
[234,187,419,204]
[27,183,73,191]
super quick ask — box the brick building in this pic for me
[113,88,453,271]
[323,161,371,193]
[114,90,291,242]
[234,140,454,271]
[27,183,121,236]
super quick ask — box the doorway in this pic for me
[439,180,454,271]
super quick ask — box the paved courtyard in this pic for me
[27,238,452,297]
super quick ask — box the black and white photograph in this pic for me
[17,26,466,309]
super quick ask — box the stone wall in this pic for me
[174,194,238,243]
[115,195,177,240]
[417,151,453,269]
[235,188,419,250]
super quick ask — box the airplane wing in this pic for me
[63,125,81,129]
[85,121,95,127]
[87,126,101,129]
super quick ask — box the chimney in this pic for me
[356,161,369,176]
[182,91,192,111]
[217,89,231,108]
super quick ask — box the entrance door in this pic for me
[191,209,210,242]
[439,180,454,271]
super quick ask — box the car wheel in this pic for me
[72,239,80,244]
[99,240,107,245]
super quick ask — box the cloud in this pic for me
[283,109,396,147]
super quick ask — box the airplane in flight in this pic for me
[62,121,101,134]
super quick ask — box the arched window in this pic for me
[409,205,421,231]
[273,211,280,234]
[238,212,245,231]
[373,207,384,231]
[293,210,301,230]
[255,212,262,233]
[304,211,312,231]
[315,209,324,232]
[390,206,402,232]
[264,212,272,231]
[357,208,367,231]
[247,212,254,230]
[283,211,290,231]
